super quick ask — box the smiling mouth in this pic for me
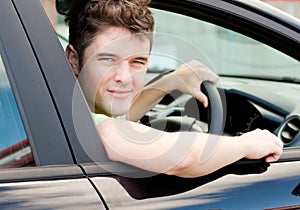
[107,89,133,98]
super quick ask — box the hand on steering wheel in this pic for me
[148,79,226,134]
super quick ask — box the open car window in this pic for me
[53,2,300,156]
[49,1,300,206]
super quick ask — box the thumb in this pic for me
[192,89,209,108]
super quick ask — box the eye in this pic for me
[130,57,148,67]
[96,57,118,67]
[98,57,114,63]
[132,60,146,65]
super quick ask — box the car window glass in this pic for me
[149,9,300,82]
[0,52,34,168]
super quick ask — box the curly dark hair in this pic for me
[65,0,154,67]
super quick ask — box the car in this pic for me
[0,0,299,209]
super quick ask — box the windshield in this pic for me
[148,9,300,83]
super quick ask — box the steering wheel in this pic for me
[145,72,225,135]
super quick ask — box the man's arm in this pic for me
[127,60,219,121]
[97,118,283,178]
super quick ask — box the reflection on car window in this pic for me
[0,52,34,168]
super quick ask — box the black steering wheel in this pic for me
[145,72,225,135]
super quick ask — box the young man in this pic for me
[65,0,283,178]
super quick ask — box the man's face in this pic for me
[77,27,151,116]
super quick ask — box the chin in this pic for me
[108,100,132,117]
[110,110,127,117]
[107,105,129,117]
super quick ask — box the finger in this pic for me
[265,155,276,163]
[204,73,219,84]
[187,61,218,82]
[265,153,279,162]
[265,146,283,162]
[193,90,208,108]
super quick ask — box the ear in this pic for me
[66,44,80,76]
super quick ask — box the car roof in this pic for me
[235,0,300,28]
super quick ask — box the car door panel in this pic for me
[0,166,107,209]
[90,160,300,209]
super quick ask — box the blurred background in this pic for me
[40,0,300,31]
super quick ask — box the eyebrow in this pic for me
[94,53,118,58]
[134,56,149,61]
[95,52,149,61]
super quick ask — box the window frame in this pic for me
[11,0,110,165]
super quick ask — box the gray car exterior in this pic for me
[0,0,299,209]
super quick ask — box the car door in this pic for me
[0,0,107,209]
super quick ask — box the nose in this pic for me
[113,60,133,84]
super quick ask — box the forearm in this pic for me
[165,132,247,178]
[166,130,282,178]
[98,119,282,178]
[100,120,247,177]
[127,74,176,121]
